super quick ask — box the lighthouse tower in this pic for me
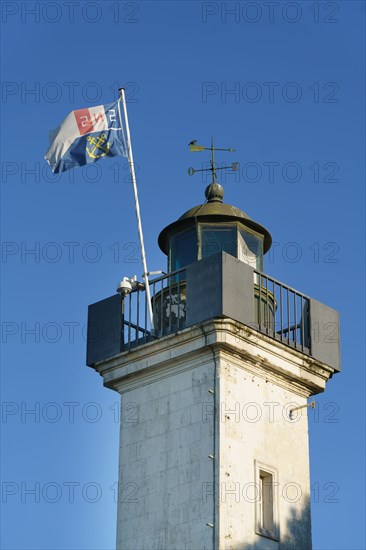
[86,166,340,549]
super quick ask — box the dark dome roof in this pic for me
[179,201,252,221]
[158,200,272,255]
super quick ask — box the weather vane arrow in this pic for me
[188,138,239,183]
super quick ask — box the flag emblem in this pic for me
[86,134,111,159]
[45,100,127,173]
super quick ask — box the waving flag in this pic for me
[45,100,127,173]
[45,88,154,328]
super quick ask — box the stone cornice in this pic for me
[91,319,335,396]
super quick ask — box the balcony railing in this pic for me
[122,267,310,355]
[122,268,186,351]
[254,270,310,354]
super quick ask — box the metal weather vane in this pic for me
[188,138,239,183]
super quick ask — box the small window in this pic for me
[200,225,237,259]
[169,228,197,272]
[255,461,279,541]
[239,229,263,271]
[259,471,274,531]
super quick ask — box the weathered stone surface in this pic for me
[92,319,336,550]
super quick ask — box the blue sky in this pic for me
[1,1,365,549]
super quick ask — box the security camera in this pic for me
[116,277,133,296]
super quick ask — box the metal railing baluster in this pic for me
[177,275,181,330]
[168,275,172,334]
[258,273,262,330]
[287,287,290,346]
[128,293,132,351]
[272,279,276,338]
[280,285,283,342]
[136,290,140,345]
[160,279,164,337]
[144,287,148,343]
[265,275,269,335]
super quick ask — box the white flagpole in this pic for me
[119,88,154,331]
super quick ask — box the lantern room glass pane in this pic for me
[238,229,263,271]
[169,228,197,271]
[201,225,237,259]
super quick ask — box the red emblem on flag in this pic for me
[74,108,95,136]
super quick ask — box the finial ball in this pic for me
[205,182,224,203]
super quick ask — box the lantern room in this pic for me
[158,182,272,272]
